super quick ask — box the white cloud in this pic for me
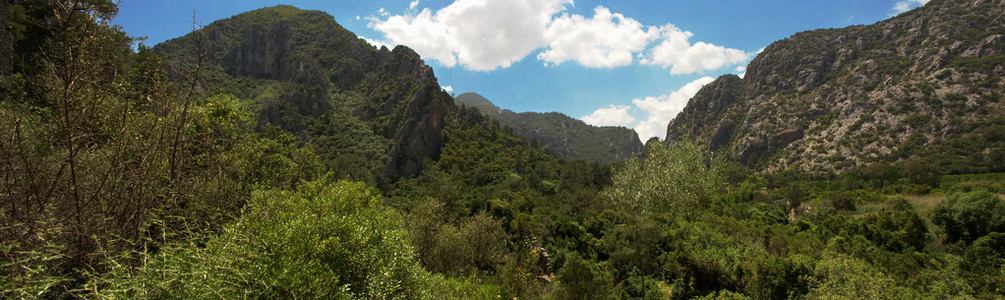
[582,77,714,141]
[370,0,570,71]
[441,85,454,93]
[736,65,746,78]
[641,25,749,75]
[538,6,660,68]
[582,105,636,127]
[409,0,419,10]
[370,1,749,73]
[892,0,929,14]
[631,76,714,140]
[369,8,459,67]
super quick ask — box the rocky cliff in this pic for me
[455,93,643,163]
[666,0,1004,174]
[154,5,452,179]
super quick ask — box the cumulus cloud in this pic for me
[582,105,637,127]
[632,77,715,140]
[582,77,714,141]
[539,6,660,68]
[441,85,454,93]
[370,1,748,73]
[409,0,419,10]
[892,0,929,14]
[641,25,749,75]
[370,0,570,71]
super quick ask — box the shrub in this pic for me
[94,181,432,299]
[807,255,912,299]
[823,192,857,212]
[932,190,1005,243]
[605,141,724,217]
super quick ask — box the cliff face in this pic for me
[666,0,1004,174]
[455,93,643,163]
[154,5,452,179]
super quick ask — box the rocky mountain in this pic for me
[455,92,643,163]
[666,0,1004,174]
[153,5,452,179]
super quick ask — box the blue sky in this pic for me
[113,0,929,140]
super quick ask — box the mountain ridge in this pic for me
[666,0,1004,174]
[153,5,454,179]
[455,92,644,163]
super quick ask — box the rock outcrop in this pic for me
[154,5,452,179]
[666,0,1004,174]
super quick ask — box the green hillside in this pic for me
[455,92,643,164]
[1,1,1002,299]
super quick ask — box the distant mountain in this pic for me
[154,5,452,179]
[666,0,1003,174]
[455,93,643,163]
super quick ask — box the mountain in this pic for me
[153,5,452,179]
[455,92,643,163]
[666,0,1004,174]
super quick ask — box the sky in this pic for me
[112,0,929,141]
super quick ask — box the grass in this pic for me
[900,193,947,216]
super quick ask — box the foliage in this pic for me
[3,2,1004,299]
[551,252,613,300]
[806,255,909,299]
[932,190,1005,244]
[605,141,724,217]
[94,181,430,299]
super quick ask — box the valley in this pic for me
[1,0,1002,299]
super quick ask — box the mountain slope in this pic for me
[666,0,1004,174]
[153,5,452,179]
[455,92,643,163]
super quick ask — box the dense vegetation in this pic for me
[2,1,1003,299]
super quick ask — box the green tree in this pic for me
[961,232,1005,295]
[605,141,723,217]
[932,190,1005,243]
[552,253,613,300]
[904,158,942,188]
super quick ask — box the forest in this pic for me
[2,1,1004,299]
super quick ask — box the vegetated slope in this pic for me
[666,0,1004,174]
[455,92,643,163]
[154,5,452,179]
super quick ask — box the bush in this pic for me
[904,159,941,188]
[862,197,930,252]
[807,255,911,299]
[94,181,433,299]
[605,141,724,217]
[823,192,857,212]
[962,233,1005,295]
[932,191,1005,243]
[552,252,613,300]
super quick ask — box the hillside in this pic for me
[4,1,1004,299]
[666,0,1004,174]
[153,5,452,179]
[455,93,643,163]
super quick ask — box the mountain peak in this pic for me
[154,5,452,179]
[666,0,1004,174]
